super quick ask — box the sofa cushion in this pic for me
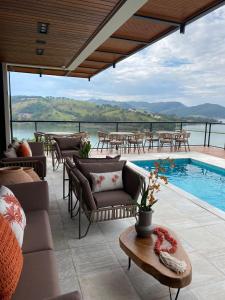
[12,250,60,300]
[93,190,133,208]
[17,140,32,157]
[0,214,23,300]
[0,185,26,247]
[54,137,81,150]
[4,147,17,158]
[22,210,53,254]
[78,161,126,187]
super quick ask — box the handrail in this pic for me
[11,120,225,149]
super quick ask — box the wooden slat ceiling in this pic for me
[2,0,225,79]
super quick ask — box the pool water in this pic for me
[133,158,225,211]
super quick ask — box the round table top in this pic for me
[119,225,192,289]
[44,131,74,136]
[110,132,134,136]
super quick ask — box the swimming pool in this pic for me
[133,158,225,211]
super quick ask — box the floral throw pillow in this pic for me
[0,186,26,247]
[90,171,123,193]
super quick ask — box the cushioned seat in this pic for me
[22,210,53,254]
[13,250,60,300]
[93,190,133,208]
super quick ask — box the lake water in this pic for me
[12,122,225,148]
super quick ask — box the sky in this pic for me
[10,5,225,107]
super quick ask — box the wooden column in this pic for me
[0,63,11,156]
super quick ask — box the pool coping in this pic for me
[126,151,225,222]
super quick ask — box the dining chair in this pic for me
[144,131,159,150]
[128,133,145,154]
[174,132,191,151]
[109,134,125,154]
[97,131,110,152]
[158,133,174,151]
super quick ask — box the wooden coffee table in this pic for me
[119,226,192,300]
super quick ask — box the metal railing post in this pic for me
[78,122,81,132]
[149,122,152,132]
[180,122,183,131]
[116,122,119,132]
[204,123,208,147]
[207,123,212,147]
[34,121,38,132]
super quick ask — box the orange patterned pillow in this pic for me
[17,140,32,157]
[0,214,23,300]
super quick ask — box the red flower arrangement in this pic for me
[153,227,177,255]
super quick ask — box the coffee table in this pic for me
[119,226,192,300]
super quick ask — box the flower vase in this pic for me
[135,210,154,238]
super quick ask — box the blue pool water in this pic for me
[133,158,225,211]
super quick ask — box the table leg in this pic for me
[128,257,131,270]
[169,288,180,300]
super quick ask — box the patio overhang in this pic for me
[1,0,225,79]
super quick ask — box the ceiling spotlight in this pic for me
[37,22,49,34]
[113,63,116,68]
[36,48,44,55]
[36,40,46,45]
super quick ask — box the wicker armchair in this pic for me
[52,136,83,170]
[65,158,144,238]
[1,142,46,179]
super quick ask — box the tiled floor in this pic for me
[47,150,225,300]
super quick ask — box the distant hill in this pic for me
[12,96,175,122]
[89,99,225,119]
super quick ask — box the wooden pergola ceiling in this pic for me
[2,0,225,79]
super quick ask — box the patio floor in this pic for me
[47,148,225,300]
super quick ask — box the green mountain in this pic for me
[12,96,175,122]
[89,99,225,120]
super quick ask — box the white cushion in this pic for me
[90,171,123,193]
[0,186,26,247]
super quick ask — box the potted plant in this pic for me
[135,158,174,237]
[79,140,91,158]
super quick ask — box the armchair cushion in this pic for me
[93,190,133,208]
[54,137,81,151]
[46,291,81,300]
[78,161,126,187]
[90,171,123,192]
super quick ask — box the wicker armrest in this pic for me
[123,165,144,201]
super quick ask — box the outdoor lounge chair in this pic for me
[65,158,144,238]
[1,142,46,179]
[52,136,83,170]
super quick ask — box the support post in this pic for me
[0,63,11,156]
[204,123,208,147]
[208,123,212,147]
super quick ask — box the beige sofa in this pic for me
[7,181,81,300]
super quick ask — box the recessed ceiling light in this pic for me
[37,22,49,34]
[36,40,46,45]
[36,48,44,55]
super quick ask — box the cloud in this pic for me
[11,6,225,106]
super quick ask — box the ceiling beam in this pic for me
[110,36,148,45]
[67,0,148,71]
[95,50,129,56]
[132,14,182,27]
[84,59,111,64]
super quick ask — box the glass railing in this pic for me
[11,120,225,149]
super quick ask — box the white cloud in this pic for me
[11,6,225,107]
